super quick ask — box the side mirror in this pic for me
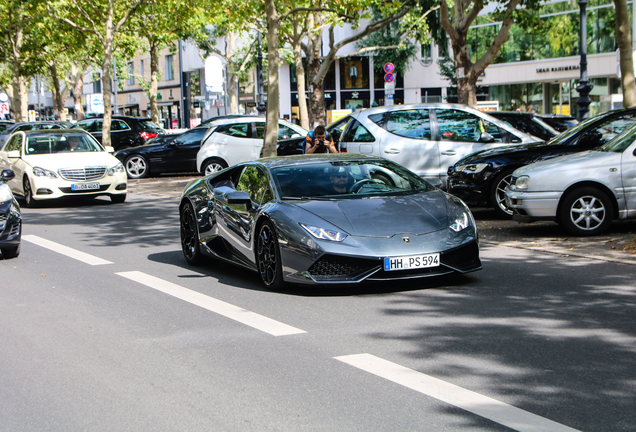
[331,129,342,142]
[290,133,301,138]
[633,147,636,156]
[479,132,495,143]
[225,190,253,211]
[1,169,15,182]
[104,146,115,154]
[7,150,20,159]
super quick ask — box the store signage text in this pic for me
[536,65,580,73]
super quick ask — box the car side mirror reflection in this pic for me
[1,169,15,182]
[479,132,495,143]
[225,190,253,212]
[104,146,115,154]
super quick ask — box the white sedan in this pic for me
[505,123,636,236]
[0,130,127,207]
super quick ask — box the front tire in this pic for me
[23,177,37,208]
[111,194,126,204]
[559,187,614,236]
[202,159,228,176]
[180,203,203,265]
[257,221,284,289]
[124,155,149,179]
[1,243,20,259]
[490,170,515,218]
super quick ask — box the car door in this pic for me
[622,138,636,218]
[376,108,440,181]
[162,128,209,173]
[110,119,134,149]
[434,108,508,187]
[205,121,256,166]
[0,134,26,194]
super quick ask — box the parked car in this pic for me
[0,169,21,259]
[74,116,165,151]
[0,120,16,133]
[0,121,72,148]
[536,114,578,132]
[505,122,636,236]
[179,154,481,288]
[447,108,636,217]
[489,111,560,141]
[306,103,539,189]
[115,127,210,179]
[0,130,127,207]
[196,117,307,175]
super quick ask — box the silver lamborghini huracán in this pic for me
[179,154,481,288]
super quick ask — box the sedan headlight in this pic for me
[33,167,58,178]
[300,223,347,242]
[456,163,489,174]
[515,175,530,190]
[0,183,12,203]
[108,163,125,176]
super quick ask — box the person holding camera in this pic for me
[304,125,338,154]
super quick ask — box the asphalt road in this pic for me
[1,176,634,431]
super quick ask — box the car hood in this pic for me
[514,150,621,178]
[295,191,449,237]
[23,152,121,169]
[456,142,553,163]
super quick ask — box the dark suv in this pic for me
[75,116,164,151]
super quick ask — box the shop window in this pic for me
[340,57,369,90]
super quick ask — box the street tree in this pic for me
[614,0,636,108]
[439,0,541,107]
[49,0,149,147]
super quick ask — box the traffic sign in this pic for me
[0,102,9,115]
[384,73,395,83]
[384,63,395,74]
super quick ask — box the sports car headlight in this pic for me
[450,212,470,232]
[108,163,125,176]
[0,183,12,203]
[515,175,530,190]
[300,223,347,242]
[447,196,474,233]
[33,167,58,178]
[456,163,489,174]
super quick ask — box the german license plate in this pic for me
[384,253,440,271]
[71,182,100,191]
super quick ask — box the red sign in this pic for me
[384,73,395,83]
[384,63,395,74]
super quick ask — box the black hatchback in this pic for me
[448,107,636,217]
[75,116,165,151]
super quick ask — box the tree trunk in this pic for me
[262,0,279,157]
[101,11,114,148]
[72,65,86,120]
[305,13,325,128]
[227,33,239,114]
[48,63,69,121]
[614,0,636,108]
[149,39,160,124]
[9,60,25,121]
[291,19,309,129]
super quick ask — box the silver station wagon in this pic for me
[505,123,636,236]
[331,103,540,188]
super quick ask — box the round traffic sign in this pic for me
[384,63,395,74]
[384,73,395,83]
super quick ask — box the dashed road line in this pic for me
[23,235,113,265]
[117,271,306,336]
[335,353,581,432]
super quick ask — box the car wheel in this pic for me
[180,202,203,265]
[23,177,37,208]
[124,155,149,179]
[203,159,227,176]
[490,170,515,218]
[111,194,126,204]
[559,187,614,236]
[257,220,284,289]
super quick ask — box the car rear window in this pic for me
[138,120,162,130]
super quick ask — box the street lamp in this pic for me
[576,0,594,120]
[256,32,266,116]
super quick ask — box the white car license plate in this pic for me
[384,253,440,271]
[71,182,100,191]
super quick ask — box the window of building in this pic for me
[140,59,145,78]
[340,57,369,90]
[92,72,101,93]
[165,55,174,81]
[128,62,134,85]
[421,43,433,66]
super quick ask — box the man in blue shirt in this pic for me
[304,125,338,154]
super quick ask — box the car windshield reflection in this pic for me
[26,134,103,155]
[599,123,636,153]
[272,160,433,199]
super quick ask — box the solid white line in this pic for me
[23,235,113,266]
[335,354,581,432]
[116,271,306,337]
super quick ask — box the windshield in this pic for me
[542,114,599,145]
[272,160,435,199]
[599,123,636,152]
[26,133,103,155]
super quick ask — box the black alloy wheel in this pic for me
[490,170,515,218]
[180,203,203,265]
[559,186,614,236]
[257,221,284,289]
[23,177,36,208]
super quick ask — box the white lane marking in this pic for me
[335,354,581,432]
[117,271,306,337]
[23,235,113,266]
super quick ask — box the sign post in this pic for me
[383,63,396,106]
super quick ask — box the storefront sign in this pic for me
[536,65,580,73]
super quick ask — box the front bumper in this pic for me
[446,169,493,207]
[30,172,127,201]
[505,189,562,222]
[0,200,21,248]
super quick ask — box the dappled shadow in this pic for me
[368,244,636,431]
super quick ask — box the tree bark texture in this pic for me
[614,0,636,108]
[263,0,279,157]
[149,40,160,124]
